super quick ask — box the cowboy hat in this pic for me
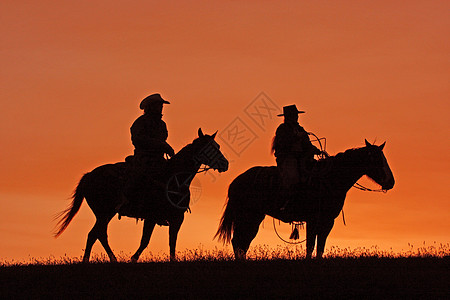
[277,104,305,116]
[140,93,170,109]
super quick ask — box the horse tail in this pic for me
[214,180,241,244]
[214,196,234,244]
[54,174,87,238]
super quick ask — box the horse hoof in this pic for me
[131,257,138,263]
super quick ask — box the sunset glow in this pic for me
[1,1,449,262]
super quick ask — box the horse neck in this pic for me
[169,144,201,177]
[330,148,367,192]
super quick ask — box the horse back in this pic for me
[82,162,128,198]
[228,166,324,221]
[89,162,126,179]
[230,166,279,192]
[227,166,279,211]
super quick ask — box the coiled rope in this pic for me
[273,133,387,244]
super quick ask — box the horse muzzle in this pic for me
[382,177,395,190]
[217,160,229,173]
[218,163,229,173]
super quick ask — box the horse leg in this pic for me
[169,214,185,262]
[231,213,265,260]
[316,219,334,259]
[83,214,115,263]
[306,221,318,259]
[83,224,98,263]
[95,214,117,263]
[131,219,156,263]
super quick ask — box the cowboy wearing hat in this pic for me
[131,93,174,158]
[122,93,175,216]
[272,105,321,205]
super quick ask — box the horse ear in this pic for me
[365,139,371,147]
[379,141,386,151]
[198,128,204,137]
[211,130,218,139]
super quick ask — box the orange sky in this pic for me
[1,1,449,261]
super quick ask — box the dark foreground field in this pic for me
[1,257,449,299]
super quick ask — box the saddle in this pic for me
[116,155,171,225]
[257,166,318,219]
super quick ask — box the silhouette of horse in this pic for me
[215,140,394,259]
[55,128,228,262]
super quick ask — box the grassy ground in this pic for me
[1,245,449,299]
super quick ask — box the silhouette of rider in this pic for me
[272,105,321,204]
[131,93,174,159]
[121,93,174,215]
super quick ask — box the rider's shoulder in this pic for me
[276,123,289,131]
[276,122,303,132]
[135,114,147,121]
[131,115,146,127]
[297,124,306,131]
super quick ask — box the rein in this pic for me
[163,145,213,211]
[353,182,387,193]
[167,144,215,175]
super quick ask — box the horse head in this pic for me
[192,128,229,173]
[363,139,395,191]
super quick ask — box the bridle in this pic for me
[353,182,387,193]
[165,139,223,175]
[353,146,389,193]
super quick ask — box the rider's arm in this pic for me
[274,124,296,155]
[131,118,172,154]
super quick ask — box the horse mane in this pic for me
[168,143,194,170]
[333,147,365,160]
[173,142,194,158]
[315,146,367,170]
[169,135,204,164]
